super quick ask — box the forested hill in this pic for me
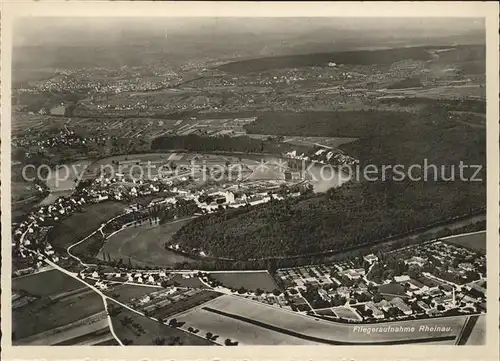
[216,45,484,74]
[217,46,438,74]
[169,107,486,260]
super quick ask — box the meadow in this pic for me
[210,271,280,292]
[48,201,126,251]
[442,231,486,253]
[97,218,196,268]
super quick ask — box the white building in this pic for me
[394,275,411,283]
[363,254,379,264]
[365,302,384,319]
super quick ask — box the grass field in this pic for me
[163,274,207,288]
[56,327,114,346]
[465,315,486,345]
[13,289,105,340]
[443,231,486,253]
[332,307,361,320]
[109,301,213,345]
[175,306,319,345]
[184,295,466,344]
[97,218,196,268]
[316,308,336,316]
[48,202,126,251]
[104,284,160,303]
[15,315,109,345]
[210,271,280,292]
[13,269,82,297]
[151,290,221,320]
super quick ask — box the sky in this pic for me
[14,17,484,47]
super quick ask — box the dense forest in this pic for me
[170,106,485,260]
[217,46,438,73]
[244,110,426,138]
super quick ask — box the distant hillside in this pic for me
[217,46,439,74]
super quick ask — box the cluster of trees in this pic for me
[244,110,431,138]
[152,336,183,346]
[387,77,423,89]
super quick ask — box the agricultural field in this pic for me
[13,269,82,297]
[381,84,485,99]
[48,201,126,251]
[210,271,280,292]
[147,289,221,320]
[182,295,467,344]
[13,286,106,340]
[109,301,214,346]
[11,180,42,203]
[80,152,180,181]
[175,306,319,345]
[15,314,110,345]
[97,218,196,268]
[443,231,486,253]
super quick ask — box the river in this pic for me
[243,154,350,192]
[38,160,92,206]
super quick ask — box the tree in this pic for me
[120,316,133,327]
[153,336,166,345]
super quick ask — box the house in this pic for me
[391,297,412,315]
[363,254,379,264]
[317,288,330,301]
[417,300,431,311]
[96,194,108,202]
[394,275,410,283]
[434,294,454,306]
[344,269,363,280]
[365,302,385,319]
[376,299,392,312]
[336,286,350,299]
[405,256,427,267]
[469,282,486,297]
[458,262,475,272]
[148,197,167,207]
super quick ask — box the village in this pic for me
[11,152,310,275]
[274,239,486,323]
